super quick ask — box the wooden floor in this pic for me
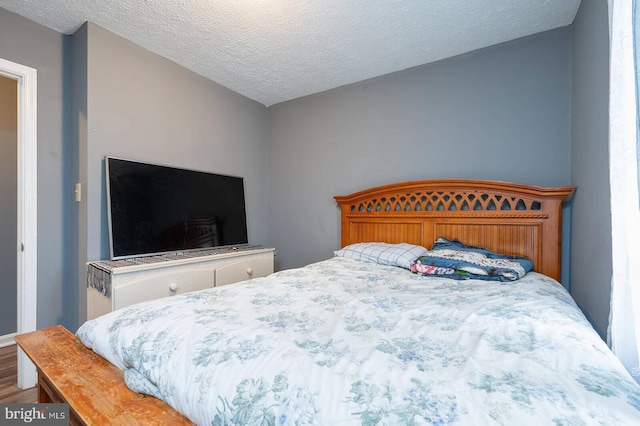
[0,344,37,403]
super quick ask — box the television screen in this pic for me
[106,157,248,259]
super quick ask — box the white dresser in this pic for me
[87,245,275,320]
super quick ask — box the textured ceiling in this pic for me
[0,0,581,106]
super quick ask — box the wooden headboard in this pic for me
[334,179,575,281]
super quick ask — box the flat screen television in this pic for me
[106,156,248,259]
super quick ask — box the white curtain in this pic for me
[608,0,640,383]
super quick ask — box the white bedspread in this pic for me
[77,257,640,425]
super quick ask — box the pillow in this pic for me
[334,242,429,269]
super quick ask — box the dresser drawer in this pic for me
[87,247,276,320]
[215,255,273,287]
[114,269,214,309]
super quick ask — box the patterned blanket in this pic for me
[411,237,534,281]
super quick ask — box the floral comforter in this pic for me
[77,257,640,425]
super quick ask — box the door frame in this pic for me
[0,57,37,389]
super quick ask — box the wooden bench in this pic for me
[15,325,193,425]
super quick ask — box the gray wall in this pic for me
[71,23,269,329]
[0,75,17,336]
[0,6,610,338]
[68,23,87,332]
[1,9,270,332]
[570,0,611,339]
[268,28,573,273]
[0,8,69,331]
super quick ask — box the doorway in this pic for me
[0,57,37,389]
[0,75,17,346]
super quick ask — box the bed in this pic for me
[17,179,640,425]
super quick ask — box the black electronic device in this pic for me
[106,156,248,259]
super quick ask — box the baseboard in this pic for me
[0,332,17,348]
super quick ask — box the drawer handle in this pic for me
[246,268,253,276]
[169,283,178,292]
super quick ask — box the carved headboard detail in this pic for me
[334,179,575,281]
